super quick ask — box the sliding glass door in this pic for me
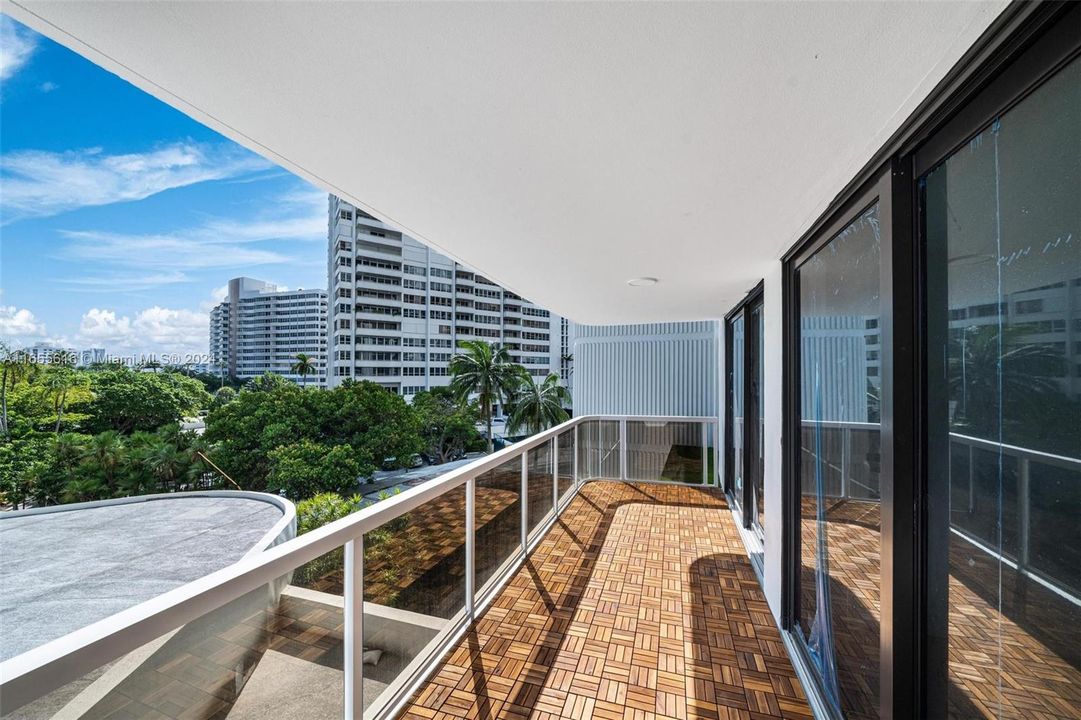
[726,285,764,536]
[748,299,764,536]
[778,6,1077,719]
[786,180,888,719]
[727,313,745,512]
[920,50,1080,720]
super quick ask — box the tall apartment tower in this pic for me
[327,196,564,398]
[209,277,328,386]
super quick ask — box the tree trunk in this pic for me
[485,399,493,454]
[1,365,8,436]
[55,390,67,434]
[437,430,449,463]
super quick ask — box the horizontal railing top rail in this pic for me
[0,413,718,716]
[949,431,1081,469]
[797,419,1081,468]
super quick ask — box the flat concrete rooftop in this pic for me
[0,495,285,662]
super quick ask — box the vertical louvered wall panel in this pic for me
[572,321,719,417]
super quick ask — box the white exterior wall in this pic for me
[572,321,719,417]
[209,277,328,386]
[327,196,563,399]
[23,343,78,365]
[761,263,784,621]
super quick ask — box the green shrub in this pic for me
[293,492,366,586]
[267,441,372,499]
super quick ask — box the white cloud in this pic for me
[61,231,292,270]
[57,187,326,278]
[38,81,58,93]
[0,305,46,338]
[199,284,230,312]
[0,142,271,221]
[77,306,209,357]
[0,16,36,83]
[77,308,132,345]
[60,271,191,293]
[188,187,327,245]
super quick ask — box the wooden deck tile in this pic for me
[798,497,1081,720]
[398,481,812,720]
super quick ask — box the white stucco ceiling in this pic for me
[4,1,1008,324]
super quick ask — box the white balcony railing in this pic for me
[793,418,1081,601]
[0,414,718,720]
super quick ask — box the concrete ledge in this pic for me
[281,585,444,661]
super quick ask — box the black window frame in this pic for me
[724,280,764,528]
[782,169,897,720]
[914,7,1080,717]
[777,3,1080,718]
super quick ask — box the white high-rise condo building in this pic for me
[21,342,78,365]
[327,196,564,398]
[209,277,328,386]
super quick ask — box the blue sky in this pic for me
[0,14,327,361]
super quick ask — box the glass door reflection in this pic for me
[794,202,883,719]
[728,314,745,512]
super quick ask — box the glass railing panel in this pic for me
[799,422,845,498]
[557,429,575,502]
[362,487,466,714]
[844,425,882,502]
[474,457,523,593]
[707,422,719,489]
[293,505,359,599]
[1,567,340,720]
[1028,460,1081,595]
[577,419,620,480]
[526,441,554,538]
[949,444,1018,556]
[625,420,705,483]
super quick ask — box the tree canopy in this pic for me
[413,387,484,463]
[204,379,422,492]
[0,348,571,510]
[79,368,211,434]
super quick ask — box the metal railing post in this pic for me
[840,425,849,499]
[1018,457,1031,570]
[619,418,628,480]
[713,420,721,487]
[465,478,475,618]
[700,422,708,485]
[552,436,559,509]
[968,443,976,514]
[344,537,364,720]
[521,450,529,550]
[573,424,579,486]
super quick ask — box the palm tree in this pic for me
[86,430,125,495]
[507,371,570,436]
[43,367,91,434]
[449,340,521,453]
[34,433,89,505]
[948,324,1064,437]
[1,343,30,437]
[291,353,317,388]
[141,437,186,492]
